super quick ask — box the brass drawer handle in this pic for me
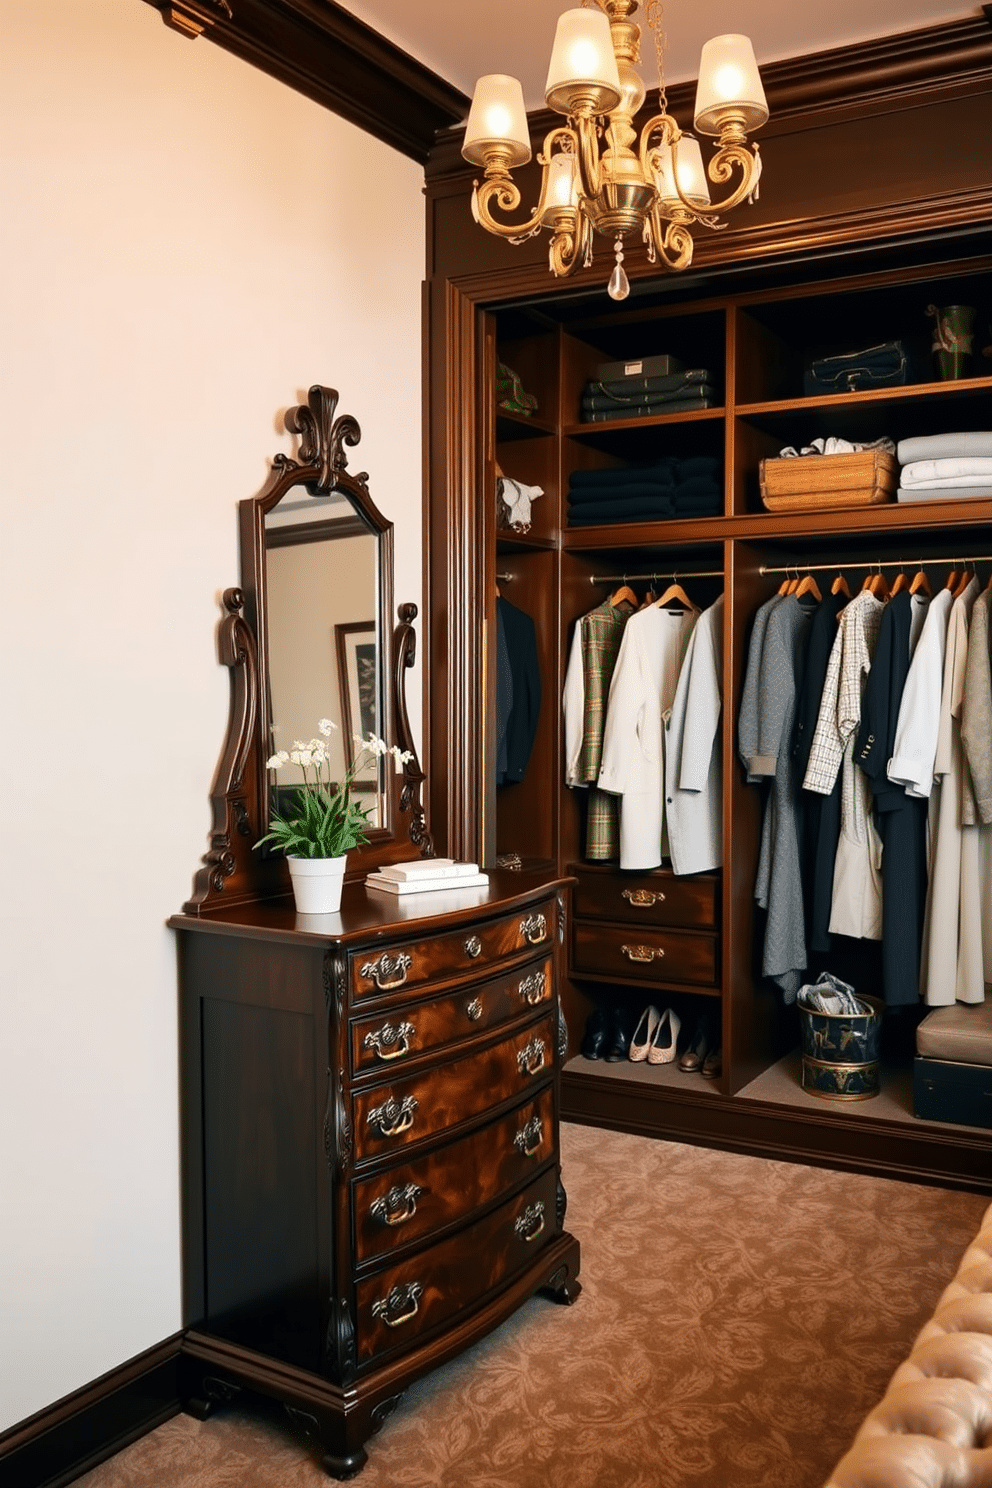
[370,1182,424,1227]
[518,971,547,1006]
[371,1282,423,1328]
[363,1020,416,1061]
[367,1094,418,1138]
[519,913,547,945]
[464,935,482,958]
[466,997,483,1021]
[621,943,664,964]
[514,1201,546,1244]
[517,1037,546,1077]
[514,1116,543,1158]
[359,952,413,991]
[622,888,665,908]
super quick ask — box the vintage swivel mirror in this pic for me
[183,385,431,914]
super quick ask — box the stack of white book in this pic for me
[365,858,489,896]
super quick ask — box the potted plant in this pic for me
[257,718,411,913]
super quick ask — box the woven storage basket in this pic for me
[760,450,897,513]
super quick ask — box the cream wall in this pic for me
[0,0,425,1431]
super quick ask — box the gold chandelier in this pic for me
[461,0,768,299]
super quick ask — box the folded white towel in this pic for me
[900,457,992,484]
[897,484,992,502]
[897,431,992,463]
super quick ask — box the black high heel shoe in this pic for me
[580,1007,609,1060]
[604,1005,634,1063]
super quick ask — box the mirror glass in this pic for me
[264,488,386,830]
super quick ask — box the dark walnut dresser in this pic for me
[170,870,579,1477]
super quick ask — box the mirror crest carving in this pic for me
[184,384,431,915]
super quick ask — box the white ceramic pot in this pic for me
[287,854,347,914]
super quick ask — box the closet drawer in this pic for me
[571,922,718,987]
[352,1012,555,1162]
[571,866,717,929]
[355,1167,558,1365]
[349,896,556,1002]
[352,1087,555,1263]
[350,955,553,1075]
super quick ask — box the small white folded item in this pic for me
[897,431,992,463]
[897,484,992,501]
[900,457,992,485]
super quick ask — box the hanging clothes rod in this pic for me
[759,554,992,576]
[589,569,724,584]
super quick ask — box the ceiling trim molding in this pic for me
[427,14,992,181]
[140,0,469,163]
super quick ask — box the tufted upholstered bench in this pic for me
[824,1199,992,1487]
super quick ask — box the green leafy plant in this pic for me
[256,719,412,860]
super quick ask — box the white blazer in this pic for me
[598,604,697,870]
[665,596,724,875]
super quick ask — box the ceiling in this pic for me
[335,0,981,113]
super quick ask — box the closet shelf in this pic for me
[736,374,992,420]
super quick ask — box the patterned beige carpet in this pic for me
[76,1122,989,1488]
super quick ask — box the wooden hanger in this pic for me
[944,564,960,591]
[868,569,890,599]
[654,578,700,613]
[609,581,638,610]
[794,568,822,603]
[890,566,909,596]
[954,564,974,598]
[830,570,851,598]
[909,564,932,597]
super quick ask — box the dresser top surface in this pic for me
[168,866,570,947]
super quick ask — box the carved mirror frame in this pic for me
[184,385,431,914]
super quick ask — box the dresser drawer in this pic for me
[353,1012,555,1162]
[571,922,718,987]
[350,955,553,1075]
[349,896,556,1003]
[354,1167,558,1366]
[352,1087,555,1263]
[571,865,718,929]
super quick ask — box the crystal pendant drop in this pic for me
[607,239,629,301]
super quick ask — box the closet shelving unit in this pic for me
[487,250,992,1193]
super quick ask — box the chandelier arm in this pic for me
[640,113,761,220]
[574,114,603,202]
[472,173,546,242]
[646,206,694,272]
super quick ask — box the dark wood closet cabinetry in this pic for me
[425,20,992,1192]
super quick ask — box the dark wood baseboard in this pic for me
[0,1336,182,1488]
[562,1068,992,1196]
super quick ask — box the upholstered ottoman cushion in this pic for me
[914,1002,992,1130]
[825,1201,992,1487]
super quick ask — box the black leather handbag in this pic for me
[804,340,908,395]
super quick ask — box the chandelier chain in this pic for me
[646,0,667,113]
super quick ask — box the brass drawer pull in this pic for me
[466,997,483,1021]
[519,913,547,945]
[621,943,664,964]
[622,888,665,909]
[359,952,413,991]
[363,1020,416,1061]
[514,1201,546,1244]
[517,971,547,1006]
[367,1094,418,1138]
[514,1116,543,1157]
[464,935,482,958]
[371,1282,423,1328]
[370,1182,424,1227]
[517,1037,546,1077]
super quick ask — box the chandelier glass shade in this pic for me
[461,0,768,299]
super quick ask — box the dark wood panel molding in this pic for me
[0,1336,182,1488]
[140,0,469,163]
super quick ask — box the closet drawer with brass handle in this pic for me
[571,922,718,988]
[355,1167,559,1365]
[349,895,557,1002]
[350,956,553,1075]
[352,1011,556,1161]
[571,866,718,929]
[352,1087,555,1262]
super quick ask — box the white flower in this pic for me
[317,718,337,737]
[390,745,414,764]
[266,749,290,769]
[361,733,388,758]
